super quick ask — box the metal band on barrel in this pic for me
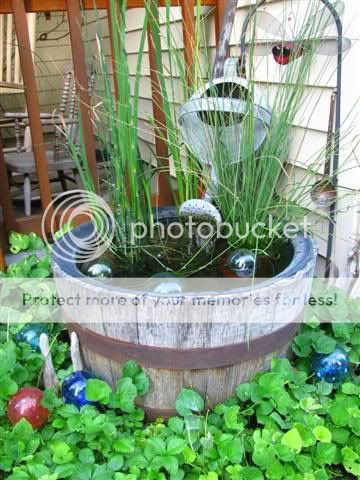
[67,320,300,370]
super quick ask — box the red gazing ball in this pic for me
[7,387,49,429]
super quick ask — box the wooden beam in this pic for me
[213,0,237,78]
[1,0,216,14]
[0,135,17,233]
[107,0,120,103]
[214,0,226,45]
[66,0,98,192]
[13,213,44,236]
[0,229,6,272]
[11,208,90,238]
[181,0,196,86]
[147,1,173,206]
[0,247,5,272]
[0,16,3,82]
[11,0,54,232]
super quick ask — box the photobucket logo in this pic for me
[130,215,311,243]
[41,189,115,262]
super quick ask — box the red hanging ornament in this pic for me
[272,43,304,65]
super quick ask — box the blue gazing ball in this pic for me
[312,347,349,384]
[62,371,98,409]
[227,249,256,278]
[15,323,49,352]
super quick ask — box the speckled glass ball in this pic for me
[83,262,113,278]
[312,347,349,383]
[62,371,98,410]
[7,387,49,428]
[227,249,256,278]
[15,323,49,352]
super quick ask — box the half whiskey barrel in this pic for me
[52,211,317,419]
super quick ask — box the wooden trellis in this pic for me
[0,0,225,245]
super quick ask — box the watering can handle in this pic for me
[212,0,268,78]
[239,0,267,70]
[213,0,238,78]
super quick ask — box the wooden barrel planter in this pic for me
[52,216,317,419]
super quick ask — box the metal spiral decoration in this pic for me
[41,189,115,263]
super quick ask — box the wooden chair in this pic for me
[2,63,96,216]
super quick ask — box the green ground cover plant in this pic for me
[1,235,360,480]
[1,310,360,480]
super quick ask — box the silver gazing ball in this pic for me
[227,249,256,278]
[310,180,337,208]
[152,272,183,294]
[153,281,183,295]
[84,262,113,278]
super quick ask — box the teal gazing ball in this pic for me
[15,323,49,352]
[227,249,256,278]
[311,347,349,384]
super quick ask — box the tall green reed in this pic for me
[197,1,343,254]
[69,0,155,262]
[145,0,208,204]
[67,0,350,272]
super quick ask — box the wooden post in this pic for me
[213,0,237,78]
[11,0,54,232]
[147,1,173,206]
[6,14,12,83]
[0,1,216,14]
[0,134,16,233]
[0,245,5,271]
[0,16,3,82]
[181,0,195,86]
[66,0,98,192]
[107,0,119,103]
[214,0,226,44]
